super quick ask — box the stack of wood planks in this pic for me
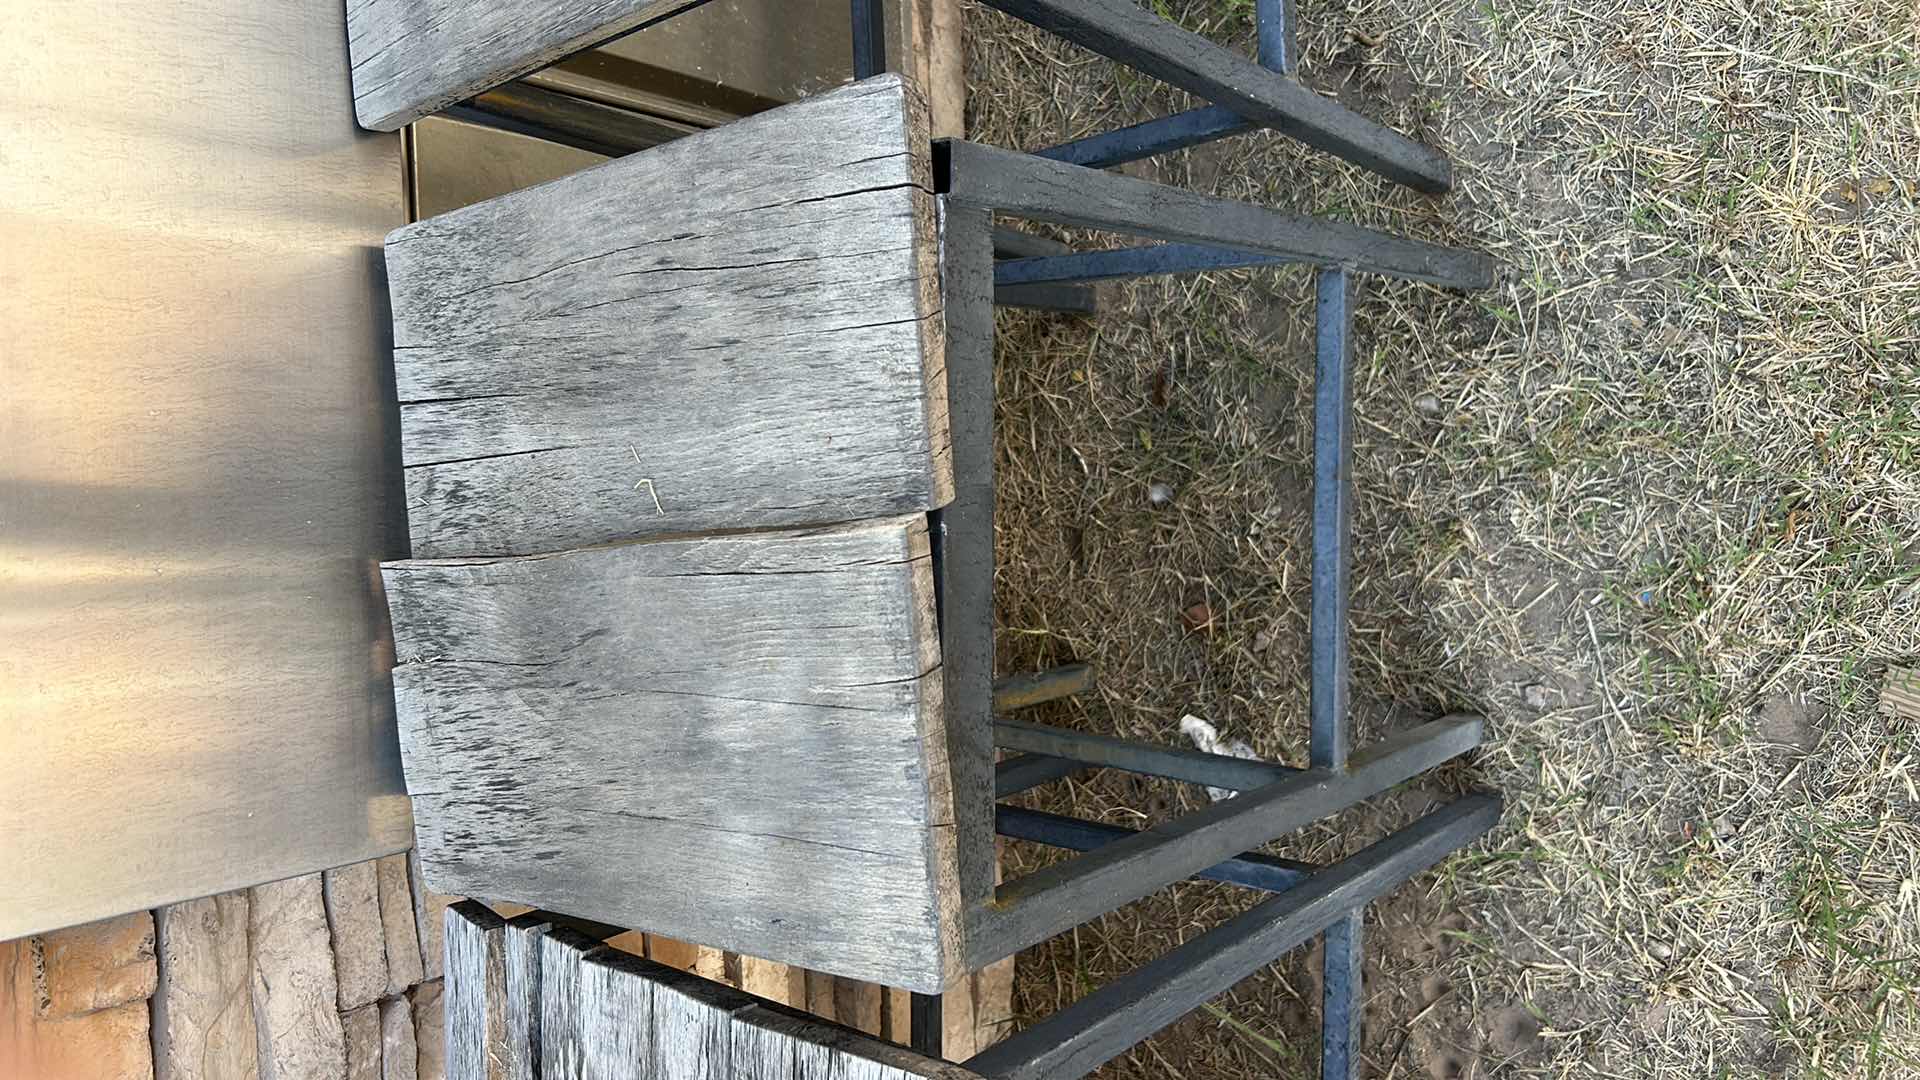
[442,902,982,1079]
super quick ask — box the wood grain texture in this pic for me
[501,916,552,1080]
[385,515,960,992]
[732,1004,984,1080]
[444,901,509,1080]
[385,75,950,559]
[536,930,597,1080]
[346,0,708,130]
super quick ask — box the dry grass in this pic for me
[964,0,1920,1076]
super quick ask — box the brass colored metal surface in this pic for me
[0,0,415,936]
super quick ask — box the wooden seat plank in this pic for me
[385,75,949,558]
[385,515,960,992]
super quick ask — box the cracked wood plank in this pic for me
[383,514,960,992]
[385,74,949,559]
[346,0,710,131]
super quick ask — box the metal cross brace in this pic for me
[928,136,1497,1078]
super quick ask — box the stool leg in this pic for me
[1313,266,1363,1077]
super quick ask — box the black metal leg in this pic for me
[934,200,1003,916]
[1313,265,1363,1078]
[994,242,1307,287]
[966,797,1501,1080]
[970,716,1482,968]
[981,0,1450,191]
[1256,0,1298,74]
[910,990,944,1058]
[1035,0,1295,169]
[944,139,1493,289]
[1311,266,1355,773]
[996,806,1315,893]
[851,0,887,79]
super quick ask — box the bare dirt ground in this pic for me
[966,1,1919,1075]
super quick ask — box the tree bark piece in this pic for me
[383,75,947,560]
[154,892,257,1080]
[346,0,712,130]
[249,874,347,1080]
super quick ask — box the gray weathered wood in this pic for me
[385,515,960,992]
[732,1004,983,1080]
[573,949,652,1079]
[500,915,552,1080]
[638,957,757,1079]
[444,901,509,1080]
[346,0,709,131]
[249,875,348,1080]
[386,75,950,559]
[536,929,601,1080]
[153,892,257,1080]
[325,861,390,1012]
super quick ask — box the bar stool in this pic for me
[354,2,1503,1075]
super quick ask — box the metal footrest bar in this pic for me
[967,715,1483,967]
[1035,0,1297,170]
[992,664,1096,711]
[994,717,1300,789]
[995,805,1316,893]
[981,0,1449,191]
[990,225,1098,312]
[966,796,1501,1080]
[993,241,1308,287]
[941,139,1494,289]
[995,753,1088,798]
[1038,105,1254,170]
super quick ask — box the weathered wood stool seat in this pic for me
[374,0,1511,1060]
[382,75,961,992]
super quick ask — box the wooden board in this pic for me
[444,901,510,1080]
[385,515,961,992]
[347,0,710,130]
[385,74,950,559]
